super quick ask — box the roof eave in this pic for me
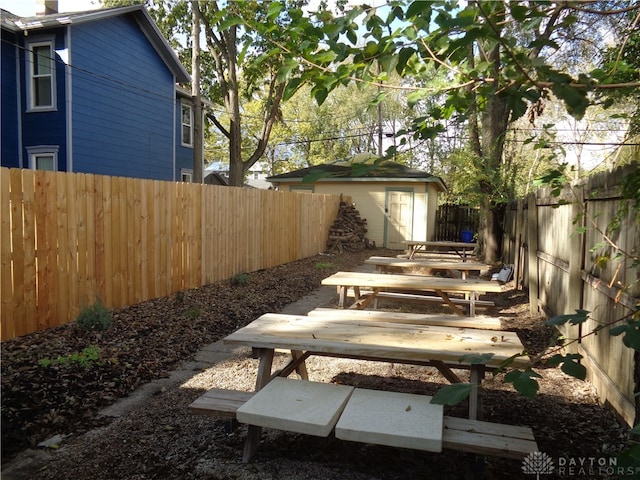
[10,5,190,84]
[266,177,447,191]
[132,8,190,84]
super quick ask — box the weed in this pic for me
[76,300,112,332]
[174,291,185,305]
[184,308,201,319]
[315,262,334,270]
[39,346,103,369]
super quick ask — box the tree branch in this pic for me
[206,112,230,139]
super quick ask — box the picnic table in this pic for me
[321,271,502,316]
[364,256,490,279]
[402,240,477,260]
[222,313,529,462]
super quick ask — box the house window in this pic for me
[181,169,193,183]
[28,40,56,111]
[27,146,58,171]
[181,103,193,147]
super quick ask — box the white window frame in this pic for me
[181,102,193,147]
[27,146,59,171]
[180,169,193,183]
[27,38,57,112]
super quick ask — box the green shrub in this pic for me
[75,300,112,332]
[230,272,249,286]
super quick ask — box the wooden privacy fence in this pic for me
[435,204,479,242]
[502,163,639,425]
[1,167,343,341]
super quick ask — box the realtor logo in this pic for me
[522,451,555,478]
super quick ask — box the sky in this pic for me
[0,0,387,16]
[1,0,101,16]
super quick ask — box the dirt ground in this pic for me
[1,248,633,479]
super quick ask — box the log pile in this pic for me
[326,199,374,253]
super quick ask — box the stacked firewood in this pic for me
[326,199,374,253]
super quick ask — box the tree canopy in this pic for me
[250,0,639,261]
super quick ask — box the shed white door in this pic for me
[384,189,414,249]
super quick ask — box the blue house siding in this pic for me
[18,29,68,171]
[70,15,175,180]
[1,29,20,168]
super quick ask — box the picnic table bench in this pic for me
[402,240,477,260]
[321,271,502,316]
[189,313,535,465]
[190,385,539,460]
[364,256,491,279]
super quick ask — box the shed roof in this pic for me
[266,160,447,192]
[1,5,190,83]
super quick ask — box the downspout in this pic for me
[65,25,72,172]
[16,42,23,167]
[172,76,176,181]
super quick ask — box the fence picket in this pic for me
[0,167,345,340]
[1,170,15,337]
[502,163,639,426]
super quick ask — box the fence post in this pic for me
[567,185,585,349]
[527,193,539,314]
[513,199,524,289]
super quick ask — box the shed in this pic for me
[266,156,446,249]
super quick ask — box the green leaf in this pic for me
[459,353,495,365]
[545,354,586,380]
[504,369,541,399]
[561,358,587,380]
[396,47,416,75]
[277,59,299,84]
[546,309,590,326]
[314,50,338,64]
[283,77,302,101]
[266,1,283,20]
[301,168,331,183]
[430,383,474,405]
[509,3,531,22]
[218,15,244,31]
[551,82,590,120]
[313,87,329,105]
[406,1,431,20]
[610,322,640,351]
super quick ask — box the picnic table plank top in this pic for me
[364,256,490,270]
[402,240,477,248]
[223,313,528,367]
[321,271,503,293]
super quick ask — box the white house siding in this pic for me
[289,181,435,249]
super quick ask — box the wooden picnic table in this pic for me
[402,240,477,260]
[223,313,529,462]
[321,271,502,316]
[364,256,490,279]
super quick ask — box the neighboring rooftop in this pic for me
[267,155,446,191]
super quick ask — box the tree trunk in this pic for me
[481,198,501,263]
[191,1,203,183]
